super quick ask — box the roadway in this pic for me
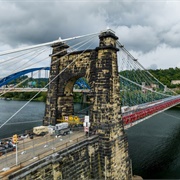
[0,130,85,173]
[0,88,90,93]
[123,95,180,129]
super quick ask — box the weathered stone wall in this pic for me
[43,30,132,179]
[8,136,100,180]
[89,32,131,179]
[43,43,70,125]
[43,46,96,125]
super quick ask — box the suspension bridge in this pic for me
[0,29,180,179]
[0,29,179,129]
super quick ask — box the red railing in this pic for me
[122,97,180,126]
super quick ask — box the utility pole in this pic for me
[16,143,18,165]
[105,156,107,180]
[13,134,18,165]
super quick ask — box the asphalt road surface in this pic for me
[0,130,85,172]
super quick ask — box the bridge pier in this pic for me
[89,31,131,179]
[43,29,132,179]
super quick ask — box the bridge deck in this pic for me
[123,96,180,129]
[0,129,86,178]
[0,88,90,93]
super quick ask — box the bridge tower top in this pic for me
[99,29,118,49]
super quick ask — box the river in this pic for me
[128,106,180,179]
[0,99,180,179]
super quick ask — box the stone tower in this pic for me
[43,30,132,179]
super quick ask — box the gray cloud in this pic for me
[103,1,180,51]
[0,1,107,46]
[148,64,158,70]
[0,0,180,69]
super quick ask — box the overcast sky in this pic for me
[0,0,180,71]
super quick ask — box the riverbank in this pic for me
[0,91,86,103]
[132,175,143,180]
[1,92,47,102]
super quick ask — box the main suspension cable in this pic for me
[0,35,97,129]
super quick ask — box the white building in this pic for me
[171,80,180,85]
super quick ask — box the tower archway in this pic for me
[43,30,132,179]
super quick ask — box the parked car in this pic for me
[18,134,28,140]
[0,138,16,147]
[1,138,12,144]
[0,144,15,156]
[0,146,6,156]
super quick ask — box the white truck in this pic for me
[48,123,70,136]
[48,125,55,135]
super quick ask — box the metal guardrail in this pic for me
[0,88,90,93]
[0,130,86,178]
[0,88,48,92]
